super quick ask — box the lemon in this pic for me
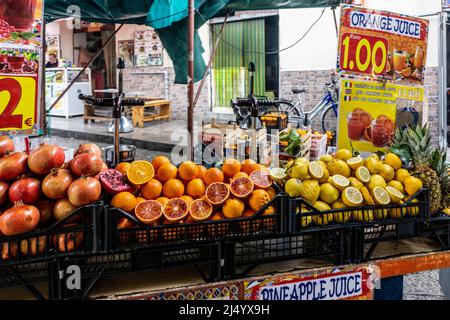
[347,156,364,170]
[353,209,374,222]
[373,208,388,220]
[368,174,387,191]
[308,161,324,179]
[269,167,287,181]
[290,162,308,180]
[320,154,334,164]
[395,168,410,184]
[365,157,382,174]
[443,208,450,216]
[301,215,313,227]
[342,187,363,207]
[295,157,309,166]
[318,165,329,184]
[299,180,321,204]
[313,201,331,211]
[331,200,351,223]
[348,177,364,190]
[319,183,339,204]
[385,153,402,170]
[407,198,420,216]
[331,175,350,191]
[312,201,333,225]
[386,186,404,204]
[336,149,353,161]
[379,164,395,182]
[355,166,371,183]
[372,186,390,205]
[327,160,351,177]
[285,178,303,198]
[387,180,405,194]
[404,176,423,196]
[360,186,375,205]
[389,202,405,219]
[367,153,380,161]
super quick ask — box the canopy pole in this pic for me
[46,23,124,114]
[193,12,230,108]
[41,22,48,136]
[332,7,338,38]
[187,0,195,161]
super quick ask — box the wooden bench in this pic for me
[131,99,171,128]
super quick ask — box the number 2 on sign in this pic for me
[0,78,23,129]
[340,33,388,75]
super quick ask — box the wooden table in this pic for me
[131,99,171,128]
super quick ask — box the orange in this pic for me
[115,162,130,175]
[233,172,249,179]
[249,170,272,189]
[135,200,163,225]
[207,212,227,235]
[223,158,241,178]
[151,155,171,173]
[197,165,207,180]
[203,167,224,185]
[111,191,137,213]
[243,209,256,218]
[229,176,254,198]
[241,159,259,175]
[186,178,206,198]
[240,209,256,233]
[156,196,170,207]
[205,182,230,205]
[222,198,245,219]
[264,206,276,215]
[189,199,213,221]
[140,179,163,200]
[157,163,178,182]
[117,218,135,229]
[267,187,276,200]
[162,179,185,198]
[180,195,194,206]
[136,196,147,205]
[248,189,271,212]
[256,164,269,171]
[163,198,189,222]
[178,161,199,181]
[126,160,154,185]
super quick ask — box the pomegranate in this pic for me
[98,169,132,195]
[53,198,79,222]
[9,177,41,204]
[35,200,55,226]
[70,152,103,177]
[53,230,83,252]
[0,136,14,157]
[74,143,102,158]
[28,143,65,175]
[42,168,73,200]
[0,181,9,206]
[67,177,101,206]
[0,152,28,181]
[20,236,46,256]
[0,204,40,236]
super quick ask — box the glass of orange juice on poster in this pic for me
[347,112,365,140]
[414,45,424,69]
[393,49,407,72]
[371,120,388,147]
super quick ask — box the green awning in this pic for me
[44,0,339,83]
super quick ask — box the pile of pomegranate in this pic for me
[0,137,111,260]
[0,18,15,38]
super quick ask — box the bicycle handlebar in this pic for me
[78,94,145,106]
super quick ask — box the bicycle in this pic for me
[271,79,339,135]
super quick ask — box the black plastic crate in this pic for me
[288,188,428,233]
[418,215,450,250]
[0,201,104,265]
[104,194,287,252]
[221,230,350,279]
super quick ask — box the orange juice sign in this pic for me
[338,6,429,84]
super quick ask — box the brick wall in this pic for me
[423,67,440,146]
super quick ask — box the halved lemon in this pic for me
[372,186,391,205]
[355,166,370,183]
[269,167,287,182]
[347,156,363,170]
[341,187,363,207]
[331,175,350,191]
[386,186,404,204]
[308,161,324,179]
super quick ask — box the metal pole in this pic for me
[332,7,339,38]
[440,12,448,149]
[187,0,195,161]
[40,22,47,136]
[46,23,124,113]
[193,12,230,108]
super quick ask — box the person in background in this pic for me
[45,53,58,68]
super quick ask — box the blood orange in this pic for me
[134,200,163,225]
[230,176,254,198]
[163,198,189,222]
[249,170,272,189]
[205,182,230,205]
[189,199,213,221]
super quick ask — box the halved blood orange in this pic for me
[127,160,154,185]
[249,170,272,189]
[205,182,230,205]
[230,176,254,198]
[189,199,213,221]
[163,198,189,222]
[134,200,163,225]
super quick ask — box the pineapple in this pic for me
[430,148,450,210]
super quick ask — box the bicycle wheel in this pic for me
[321,105,338,135]
[267,101,301,126]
